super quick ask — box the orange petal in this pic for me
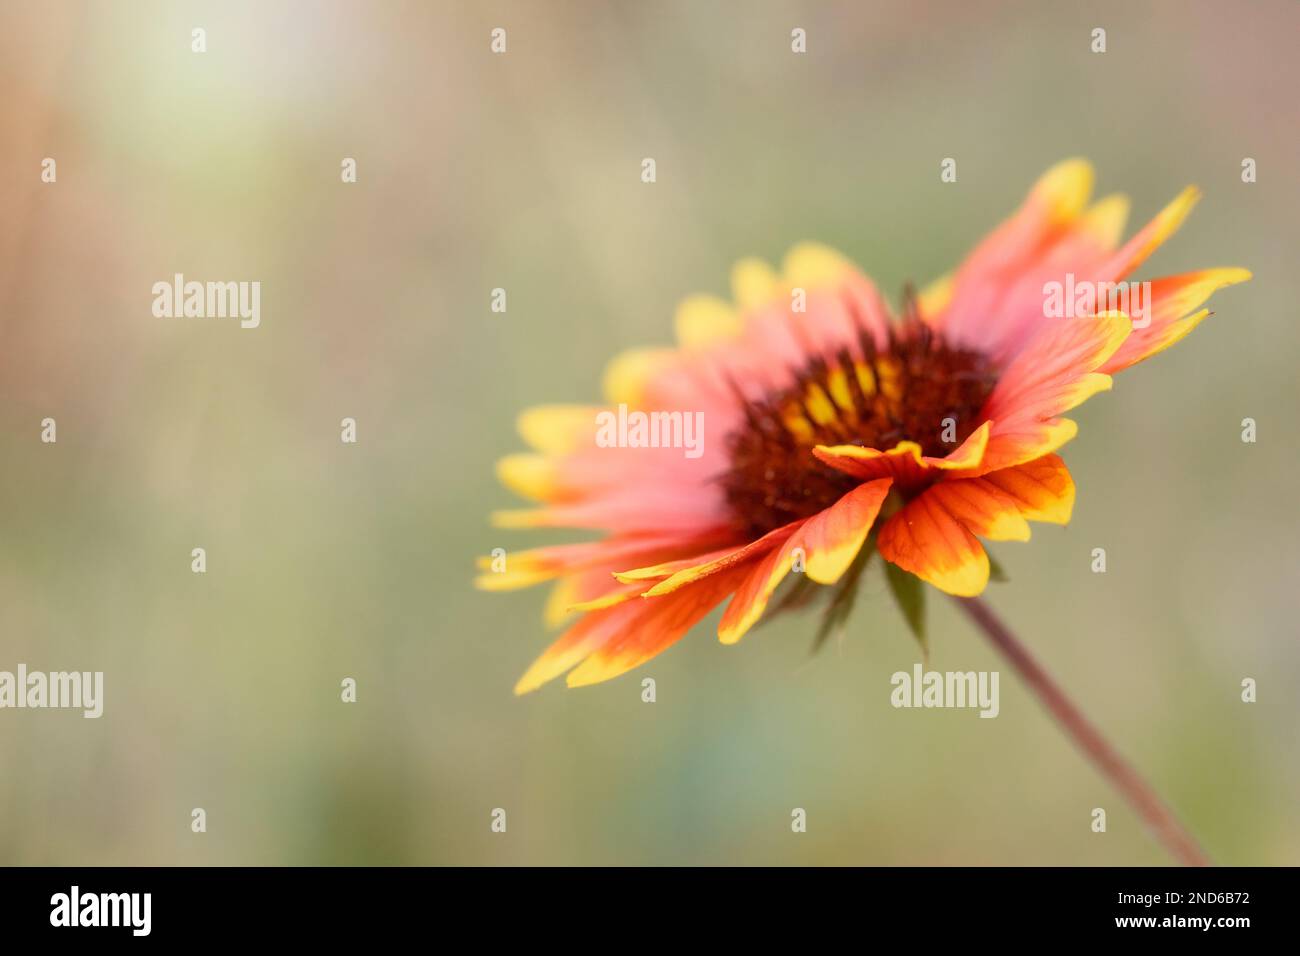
[972,313,1130,475]
[979,454,1075,525]
[628,523,799,594]
[926,422,992,470]
[971,192,1136,359]
[543,573,616,629]
[877,490,990,597]
[475,531,736,592]
[565,581,650,612]
[984,313,1131,420]
[973,417,1079,476]
[1102,186,1200,281]
[515,593,650,694]
[931,159,1094,346]
[1100,268,1252,374]
[813,422,990,486]
[813,441,931,485]
[798,479,893,584]
[717,540,800,645]
[717,479,893,643]
[564,564,753,688]
[923,479,1030,542]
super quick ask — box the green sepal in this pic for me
[884,561,928,661]
[810,541,875,655]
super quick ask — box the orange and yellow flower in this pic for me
[481,159,1250,693]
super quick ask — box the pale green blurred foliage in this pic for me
[1,0,1297,865]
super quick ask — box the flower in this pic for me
[480,159,1250,693]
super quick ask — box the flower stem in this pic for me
[952,595,1210,867]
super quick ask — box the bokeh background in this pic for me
[1,0,1296,865]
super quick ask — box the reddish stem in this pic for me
[953,595,1210,867]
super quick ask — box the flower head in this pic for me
[481,159,1249,692]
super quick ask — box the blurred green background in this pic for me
[1,0,1296,865]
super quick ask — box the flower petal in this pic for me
[1101,186,1200,280]
[1099,268,1252,374]
[969,192,1135,359]
[674,293,742,349]
[917,272,953,319]
[877,490,990,597]
[717,540,800,645]
[515,593,650,694]
[983,313,1131,419]
[812,422,990,486]
[717,478,893,643]
[633,523,800,594]
[730,257,779,312]
[543,574,598,628]
[1079,193,1131,250]
[925,422,992,470]
[781,242,856,290]
[813,441,930,484]
[563,564,753,688]
[517,405,601,455]
[474,532,735,591]
[495,453,561,501]
[932,159,1095,348]
[601,348,676,406]
[973,312,1130,474]
[798,479,893,584]
[565,581,654,613]
[492,481,729,533]
[979,453,1075,524]
[923,479,1030,542]
[971,417,1079,477]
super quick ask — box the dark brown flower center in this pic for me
[721,317,998,538]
